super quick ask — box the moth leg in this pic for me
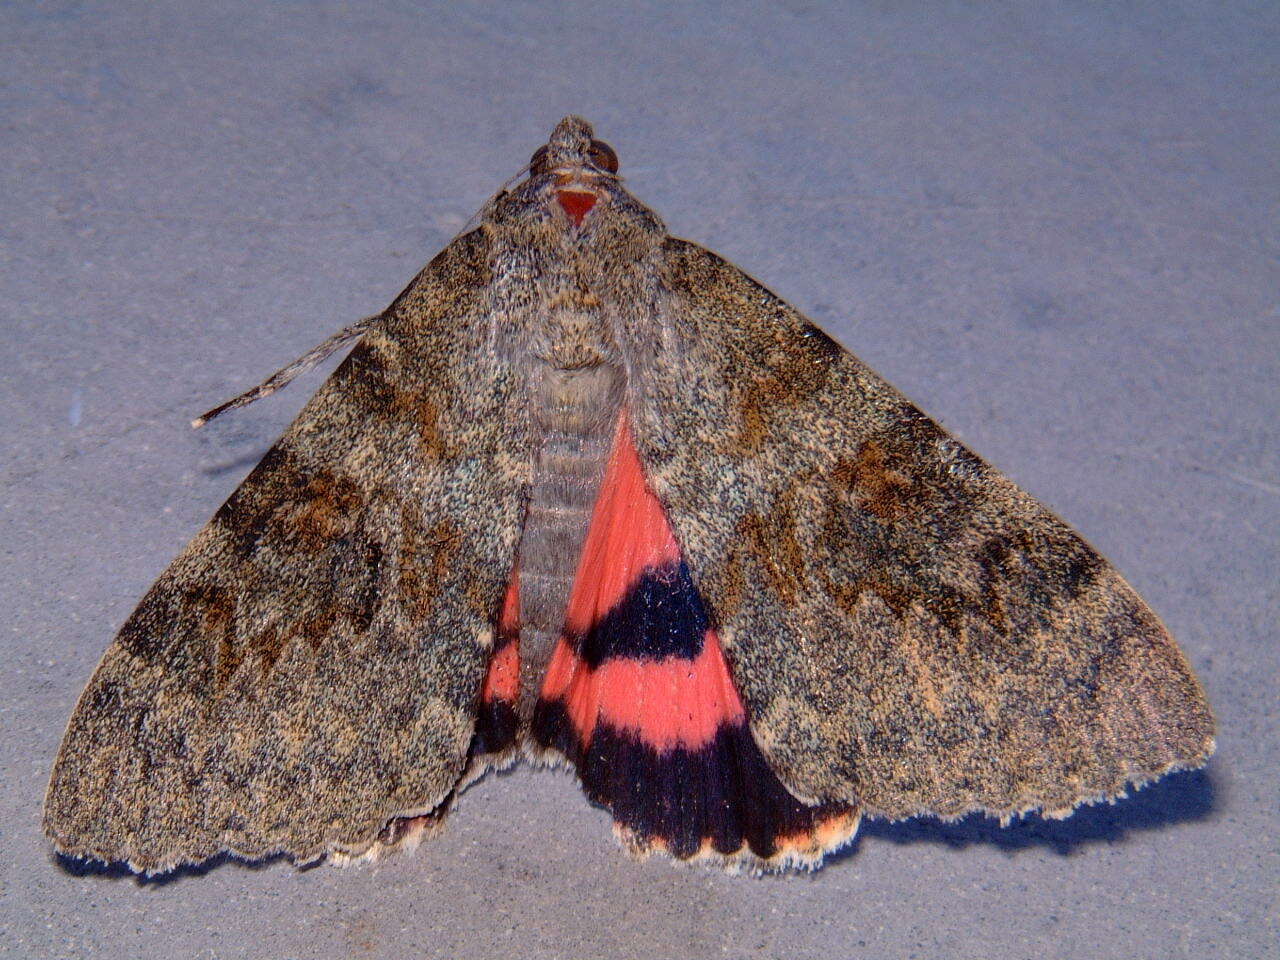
[191,314,379,427]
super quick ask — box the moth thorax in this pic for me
[530,292,618,370]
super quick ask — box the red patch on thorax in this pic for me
[557,190,597,227]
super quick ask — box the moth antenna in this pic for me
[505,159,537,190]
[191,314,378,428]
[458,163,534,235]
[582,162,623,182]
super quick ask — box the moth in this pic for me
[44,116,1215,875]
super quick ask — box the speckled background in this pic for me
[3,2,1275,957]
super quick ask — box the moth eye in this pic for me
[587,139,619,174]
[528,145,550,177]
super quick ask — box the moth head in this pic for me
[530,115,620,177]
[525,116,621,229]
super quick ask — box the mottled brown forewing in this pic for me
[626,239,1214,821]
[43,231,531,872]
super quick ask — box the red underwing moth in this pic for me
[44,116,1215,875]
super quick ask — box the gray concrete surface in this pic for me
[2,2,1276,957]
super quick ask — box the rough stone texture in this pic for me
[2,2,1274,957]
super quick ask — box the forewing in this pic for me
[44,230,532,872]
[624,238,1214,823]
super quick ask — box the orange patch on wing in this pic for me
[541,629,745,752]
[541,413,747,752]
[482,642,519,703]
[563,415,680,635]
[482,571,520,703]
[531,410,862,868]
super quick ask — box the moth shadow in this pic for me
[847,767,1215,859]
[192,411,281,478]
[200,447,274,478]
[52,849,318,886]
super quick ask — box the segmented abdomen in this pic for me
[515,361,625,719]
